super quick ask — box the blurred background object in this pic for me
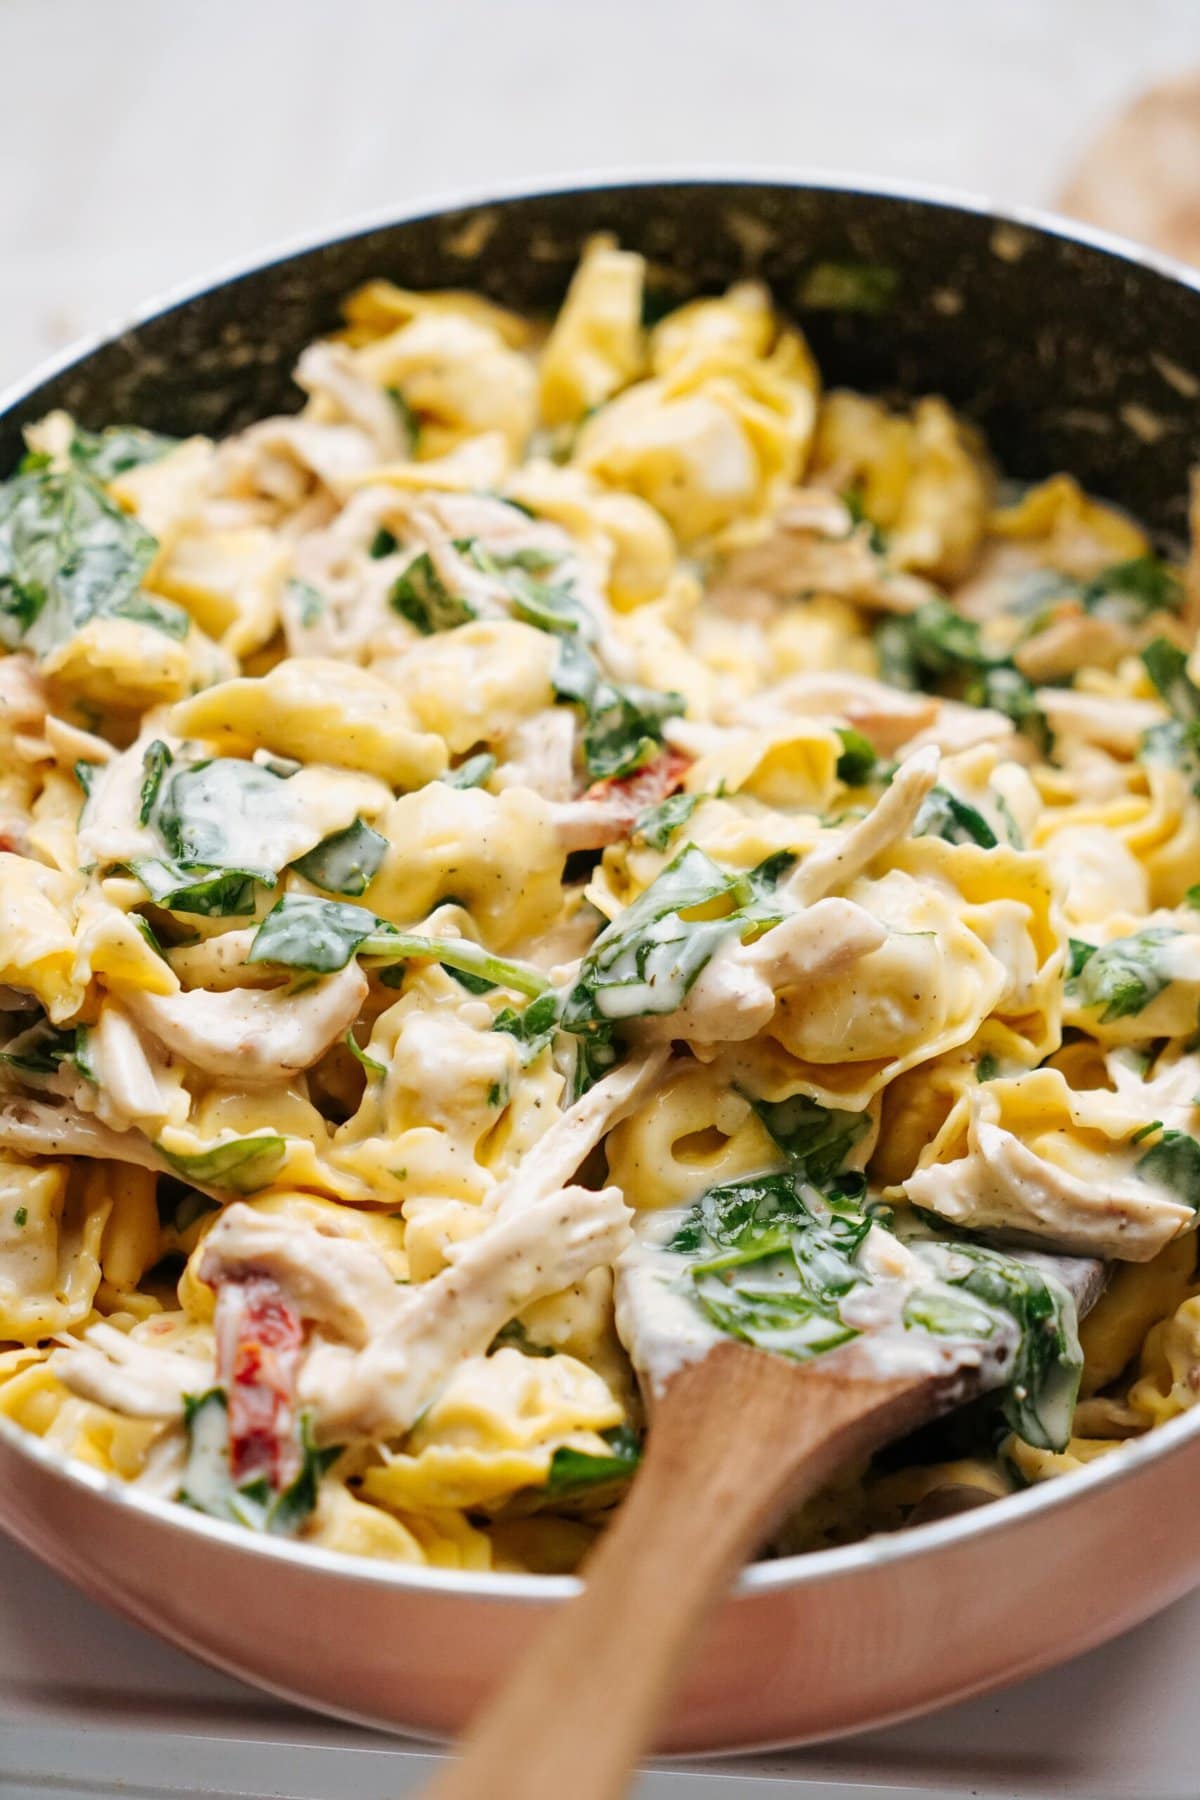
[1059,69,1200,265]
[1,0,1199,390]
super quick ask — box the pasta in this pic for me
[2,240,1200,1575]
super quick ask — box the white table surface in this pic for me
[4,1,1200,1794]
[6,1523,1200,1800]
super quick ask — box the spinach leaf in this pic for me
[901,1288,1000,1339]
[247,894,381,972]
[158,1134,288,1194]
[178,1389,340,1535]
[130,857,270,917]
[1067,938,1096,977]
[1083,556,1183,622]
[292,817,388,897]
[152,759,295,872]
[390,551,475,634]
[875,599,1047,750]
[489,1319,557,1358]
[444,751,496,790]
[492,989,561,1063]
[248,894,548,994]
[753,1094,869,1188]
[834,727,878,786]
[0,464,179,656]
[670,1171,870,1360]
[913,785,999,849]
[560,844,794,1038]
[1142,637,1200,724]
[1065,926,1179,1023]
[632,789,701,850]
[553,633,684,781]
[1135,1129,1200,1210]
[912,1238,1081,1450]
[138,739,173,825]
[543,1425,642,1499]
[66,423,177,483]
[0,1018,93,1082]
[369,526,398,559]
[465,540,589,635]
[74,759,101,798]
[344,1028,387,1081]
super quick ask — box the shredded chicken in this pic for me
[121,962,368,1083]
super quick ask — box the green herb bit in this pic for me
[1083,556,1183,621]
[13,1206,27,1228]
[490,1319,557,1358]
[369,527,399,559]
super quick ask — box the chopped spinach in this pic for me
[444,751,496,790]
[668,1171,871,1360]
[908,1236,1081,1450]
[344,1028,387,1081]
[913,784,999,849]
[875,599,1048,750]
[632,788,701,850]
[0,464,184,656]
[65,423,177,483]
[1065,926,1178,1023]
[1067,938,1096,978]
[560,844,795,1042]
[137,739,173,825]
[1135,1129,1200,1210]
[542,1425,642,1500]
[489,1318,557,1358]
[492,989,561,1063]
[753,1093,869,1188]
[0,1018,93,1082]
[369,526,399,559]
[553,632,684,781]
[248,894,548,995]
[834,727,878,786]
[130,856,270,917]
[158,1134,288,1195]
[178,1389,340,1535]
[1083,556,1183,622]
[390,551,475,634]
[292,817,388,897]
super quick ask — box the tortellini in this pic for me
[3,238,1200,1580]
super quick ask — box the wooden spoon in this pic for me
[426,1250,1104,1800]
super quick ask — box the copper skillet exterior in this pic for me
[3,175,1200,1751]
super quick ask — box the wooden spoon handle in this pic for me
[425,1345,922,1800]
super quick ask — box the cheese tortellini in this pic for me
[2,239,1199,1573]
